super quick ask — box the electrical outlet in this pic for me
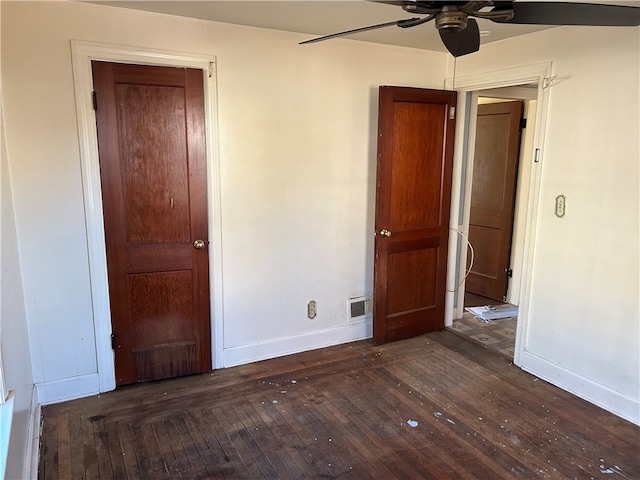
[307,300,317,319]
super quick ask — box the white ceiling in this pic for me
[91,1,562,53]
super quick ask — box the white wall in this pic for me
[0,36,37,480]
[454,26,639,423]
[1,2,447,403]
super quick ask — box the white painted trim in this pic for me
[0,388,39,480]
[445,91,478,327]
[444,62,553,367]
[519,349,640,425]
[0,391,14,480]
[70,41,224,394]
[223,320,373,368]
[0,347,6,404]
[444,62,553,91]
[25,386,41,480]
[506,99,537,307]
[36,373,100,405]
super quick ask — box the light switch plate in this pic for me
[555,194,566,218]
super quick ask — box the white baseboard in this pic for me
[36,373,100,405]
[35,322,373,404]
[223,320,373,368]
[25,387,41,480]
[519,349,640,425]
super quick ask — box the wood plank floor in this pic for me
[38,330,640,479]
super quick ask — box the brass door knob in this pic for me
[380,229,392,237]
[193,239,206,250]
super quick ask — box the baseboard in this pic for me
[36,373,100,405]
[223,319,373,368]
[25,387,41,480]
[35,323,374,403]
[519,349,640,425]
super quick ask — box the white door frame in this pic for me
[444,62,552,366]
[70,41,224,392]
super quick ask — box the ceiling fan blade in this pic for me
[300,18,417,44]
[439,17,480,57]
[496,2,640,26]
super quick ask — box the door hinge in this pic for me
[449,106,456,120]
[92,91,98,111]
[506,267,513,278]
[519,118,527,130]
[111,333,116,350]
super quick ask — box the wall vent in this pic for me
[348,296,372,321]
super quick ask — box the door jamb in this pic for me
[444,62,552,366]
[70,41,224,393]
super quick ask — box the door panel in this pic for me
[466,101,523,301]
[93,62,211,385]
[386,247,438,314]
[373,87,457,345]
[118,83,191,244]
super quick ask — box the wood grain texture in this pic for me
[389,102,445,230]
[386,248,437,314]
[117,83,190,245]
[92,62,211,385]
[374,87,456,344]
[467,101,523,301]
[39,331,640,479]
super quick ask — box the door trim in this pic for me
[71,41,223,393]
[444,62,552,367]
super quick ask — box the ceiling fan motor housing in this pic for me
[435,7,469,32]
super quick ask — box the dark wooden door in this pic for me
[466,101,524,301]
[93,62,211,385]
[373,86,457,345]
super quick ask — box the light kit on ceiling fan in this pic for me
[300,1,640,57]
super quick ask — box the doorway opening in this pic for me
[452,86,537,359]
[444,63,551,366]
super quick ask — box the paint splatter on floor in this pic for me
[599,460,626,476]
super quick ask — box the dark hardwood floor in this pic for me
[38,330,640,479]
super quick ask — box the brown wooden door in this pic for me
[373,86,457,345]
[466,101,524,301]
[93,62,211,385]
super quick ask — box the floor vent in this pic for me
[348,296,371,320]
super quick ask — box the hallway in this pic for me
[450,292,517,359]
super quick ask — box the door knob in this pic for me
[380,229,392,237]
[193,239,206,250]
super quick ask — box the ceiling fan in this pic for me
[300,1,640,57]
